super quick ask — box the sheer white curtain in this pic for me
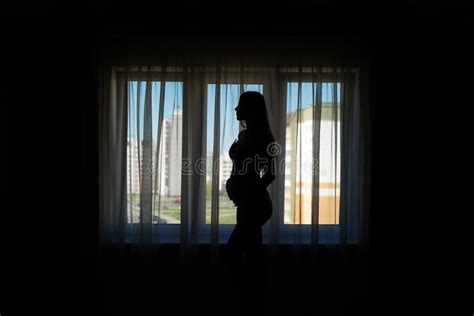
[99,57,370,253]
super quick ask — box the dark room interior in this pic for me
[2,2,473,316]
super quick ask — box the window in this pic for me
[284,82,341,225]
[100,65,368,245]
[126,81,183,225]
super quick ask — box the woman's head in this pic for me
[235,91,270,130]
[235,91,274,144]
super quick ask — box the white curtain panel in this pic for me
[99,58,370,254]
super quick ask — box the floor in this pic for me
[83,245,369,316]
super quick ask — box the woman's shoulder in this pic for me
[257,131,275,144]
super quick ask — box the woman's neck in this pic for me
[244,120,257,132]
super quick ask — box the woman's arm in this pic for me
[258,140,276,188]
[259,157,275,188]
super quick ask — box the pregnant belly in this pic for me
[226,176,263,205]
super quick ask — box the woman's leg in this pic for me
[227,223,263,264]
[226,223,244,265]
[227,204,267,314]
[239,225,266,316]
[243,225,263,263]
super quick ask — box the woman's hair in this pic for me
[239,91,274,143]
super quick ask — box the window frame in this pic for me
[118,66,356,244]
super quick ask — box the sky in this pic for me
[128,81,341,153]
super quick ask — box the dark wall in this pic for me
[363,7,473,315]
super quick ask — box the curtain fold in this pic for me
[99,58,370,253]
[310,66,321,253]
